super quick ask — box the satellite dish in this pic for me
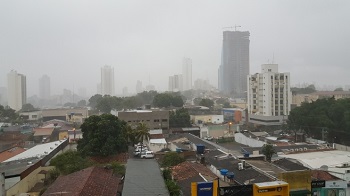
[320,165,328,171]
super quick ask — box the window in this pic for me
[154,119,160,122]
[162,119,167,122]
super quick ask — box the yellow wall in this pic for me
[253,183,289,196]
[6,166,54,196]
[59,131,68,140]
[278,170,311,191]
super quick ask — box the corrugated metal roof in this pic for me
[123,159,169,196]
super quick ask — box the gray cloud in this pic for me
[1,0,349,96]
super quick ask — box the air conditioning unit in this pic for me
[346,170,350,173]
[295,148,299,152]
[299,148,303,151]
[290,149,294,152]
[304,147,308,151]
[238,163,244,170]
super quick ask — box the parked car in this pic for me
[140,151,154,159]
[133,149,147,156]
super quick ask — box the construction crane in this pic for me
[222,25,241,31]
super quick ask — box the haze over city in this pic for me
[1,0,349,97]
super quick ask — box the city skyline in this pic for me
[1,1,350,97]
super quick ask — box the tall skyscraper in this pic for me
[39,74,50,99]
[218,31,250,98]
[101,65,115,96]
[247,64,291,125]
[136,80,143,94]
[7,70,26,111]
[182,57,192,91]
[168,74,183,92]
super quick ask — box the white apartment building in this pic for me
[246,64,291,125]
[101,65,115,96]
[7,70,27,111]
[168,74,183,92]
[182,57,192,91]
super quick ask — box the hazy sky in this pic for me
[1,0,349,97]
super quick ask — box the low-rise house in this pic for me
[33,128,54,143]
[42,166,122,196]
[0,147,26,163]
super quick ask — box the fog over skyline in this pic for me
[1,1,349,97]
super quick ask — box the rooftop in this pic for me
[42,166,120,196]
[0,147,26,162]
[33,128,54,136]
[4,140,66,162]
[279,150,350,169]
[272,158,309,171]
[311,170,340,181]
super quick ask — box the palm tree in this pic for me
[262,144,276,162]
[136,122,150,144]
[123,124,137,146]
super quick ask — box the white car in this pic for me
[140,151,154,159]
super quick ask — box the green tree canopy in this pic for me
[161,152,185,167]
[88,94,103,109]
[288,98,350,143]
[136,122,150,143]
[77,114,128,156]
[50,150,91,175]
[21,103,36,112]
[77,99,87,107]
[169,108,191,128]
[0,105,18,122]
[199,98,214,108]
[153,93,184,108]
[261,144,276,162]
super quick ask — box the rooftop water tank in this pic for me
[226,172,235,179]
[220,169,228,176]
[196,144,205,154]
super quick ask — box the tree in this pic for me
[334,87,344,91]
[153,93,184,108]
[223,102,231,108]
[262,144,276,162]
[88,94,103,109]
[123,124,138,145]
[199,98,214,108]
[21,103,36,112]
[77,99,87,107]
[169,108,191,128]
[0,105,18,122]
[136,122,150,143]
[50,150,91,175]
[77,114,128,156]
[161,152,185,167]
[165,180,181,196]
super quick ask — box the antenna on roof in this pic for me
[272,52,275,64]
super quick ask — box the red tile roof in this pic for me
[171,161,216,181]
[311,170,340,181]
[42,166,120,196]
[0,147,26,162]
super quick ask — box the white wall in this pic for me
[234,133,266,147]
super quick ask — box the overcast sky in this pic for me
[1,0,349,97]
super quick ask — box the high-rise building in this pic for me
[136,80,143,94]
[122,87,128,96]
[246,64,291,125]
[182,57,192,91]
[194,79,211,91]
[101,65,114,96]
[39,75,50,99]
[7,70,26,111]
[219,31,250,98]
[168,74,183,92]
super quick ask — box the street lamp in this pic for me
[229,122,233,134]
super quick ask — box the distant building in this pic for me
[169,74,183,92]
[78,87,87,98]
[117,110,169,130]
[182,57,192,91]
[136,80,143,94]
[145,84,155,91]
[101,65,114,96]
[39,74,50,99]
[7,70,26,111]
[122,86,128,96]
[193,79,211,91]
[246,64,291,125]
[218,30,250,98]
[292,91,350,107]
